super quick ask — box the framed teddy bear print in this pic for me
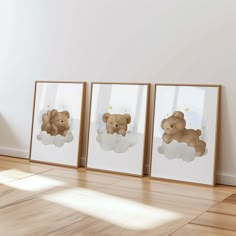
[86,82,150,176]
[150,84,221,186]
[29,81,86,167]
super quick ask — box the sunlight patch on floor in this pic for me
[0,169,32,183]
[4,174,65,191]
[43,188,182,230]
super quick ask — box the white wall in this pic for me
[0,0,235,185]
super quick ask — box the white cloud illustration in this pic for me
[37,131,74,147]
[96,128,137,153]
[158,140,207,162]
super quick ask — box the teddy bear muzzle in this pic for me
[102,112,131,136]
[59,119,66,126]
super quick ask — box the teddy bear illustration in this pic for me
[161,111,206,156]
[41,109,70,136]
[102,113,131,136]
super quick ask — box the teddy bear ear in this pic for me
[102,113,111,123]
[63,110,70,118]
[124,114,131,124]
[161,119,166,129]
[173,111,184,119]
[50,109,58,119]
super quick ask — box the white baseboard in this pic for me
[216,174,236,186]
[0,147,29,159]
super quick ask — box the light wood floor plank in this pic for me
[208,194,236,216]
[0,156,236,236]
[47,219,187,236]
[215,185,236,193]
[0,173,102,209]
[96,185,217,214]
[39,172,106,189]
[43,168,129,185]
[0,156,29,163]
[0,178,64,209]
[39,186,208,236]
[0,159,52,176]
[192,212,236,231]
[114,179,232,201]
[209,202,236,216]
[0,195,88,236]
[171,224,236,236]
[0,167,48,184]
[0,186,186,236]
[224,194,236,203]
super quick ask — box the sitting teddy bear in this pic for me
[161,111,206,156]
[102,113,131,136]
[41,109,70,136]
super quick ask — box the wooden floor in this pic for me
[0,156,236,236]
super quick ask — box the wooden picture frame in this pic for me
[150,84,221,186]
[86,82,150,176]
[29,81,86,167]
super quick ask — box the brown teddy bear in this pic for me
[102,113,131,136]
[161,111,206,156]
[41,109,70,136]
